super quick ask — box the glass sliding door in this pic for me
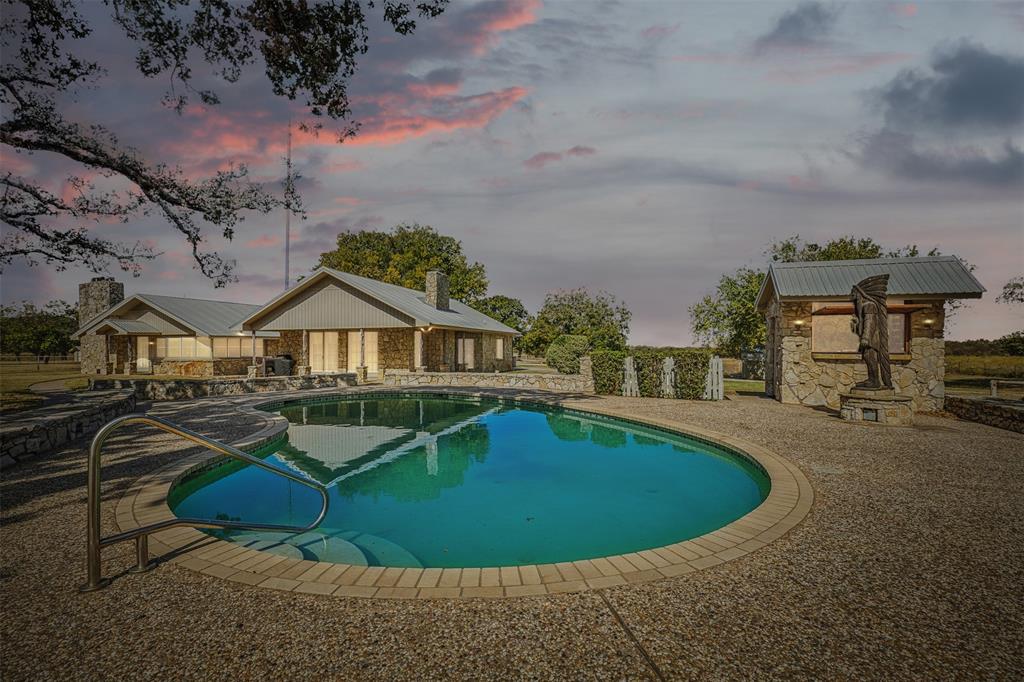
[346,331,379,374]
[136,336,152,374]
[309,331,339,373]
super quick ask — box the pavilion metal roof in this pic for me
[76,294,279,337]
[755,256,985,310]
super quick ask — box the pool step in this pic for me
[339,531,423,568]
[227,531,368,565]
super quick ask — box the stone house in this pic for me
[75,278,280,376]
[755,257,985,411]
[238,268,518,379]
[76,269,518,379]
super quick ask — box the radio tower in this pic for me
[283,119,293,290]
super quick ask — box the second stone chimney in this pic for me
[425,270,449,310]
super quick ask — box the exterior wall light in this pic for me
[923,318,934,327]
[793,319,805,327]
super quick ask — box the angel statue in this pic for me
[851,274,893,390]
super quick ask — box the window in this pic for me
[155,336,214,359]
[495,337,504,358]
[212,336,264,358]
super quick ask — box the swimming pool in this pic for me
[169,395,770,569]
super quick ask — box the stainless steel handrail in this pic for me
[80,413,330,592]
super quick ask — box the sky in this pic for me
[2,0,1022,343]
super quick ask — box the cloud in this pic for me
[766,52,912,83]
[754,2,841,53]
[245,234,282,248]
[873,43,1024,131]
[640,23,680,40]
[524,145,597,169]
[857,130,1024,186]
[887,3,918,18]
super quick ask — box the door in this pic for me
[136,336,152,374]
[458,337,475,370]
[346,331,379,374]
[309,331,338,373]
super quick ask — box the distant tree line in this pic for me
[0,301,78,356]
[947,333,1024,357]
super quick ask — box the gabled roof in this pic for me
[755,256,985,311]
[241,267,521,335]
[76,294,279,338]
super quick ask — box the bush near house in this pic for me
[545,335,590,374]
[590,347,712,399]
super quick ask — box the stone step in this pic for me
[339,530,423,568]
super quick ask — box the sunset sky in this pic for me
[2,0,1022,343]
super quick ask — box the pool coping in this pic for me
[116,388,813,600]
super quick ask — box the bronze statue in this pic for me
[851,274,892,390]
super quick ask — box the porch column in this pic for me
[359,328,365,367]
[414,330,425,371]
[300,329,309,375]
[251,331,257,363]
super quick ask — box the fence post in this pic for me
[991,379,998,398]
[704,356,723,400]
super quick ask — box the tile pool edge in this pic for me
[116,388,813,600]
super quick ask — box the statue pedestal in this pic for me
[840,388,914,426]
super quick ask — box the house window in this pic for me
[156,336,213,359]
[457,336,476,370]
[495,337,504,358]
[212,337,264,358]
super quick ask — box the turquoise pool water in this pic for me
[170,395,769,568]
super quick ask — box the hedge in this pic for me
[590,347,712,399]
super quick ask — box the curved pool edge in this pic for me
[115,388,813,600]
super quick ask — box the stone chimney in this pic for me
[78,277,124,375]
[79,276,124,325]
[425,270,449,310]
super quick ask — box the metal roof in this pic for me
[756,256,985,310]
[242,268,521,335]
[77,294,280,337]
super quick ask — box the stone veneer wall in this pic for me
[90,373,357,401]
[384,370,594,393]
[481,333,514,372]
[945,396,1024,434]
[768,298,946,411]
[379,328,414,372]
[79,278,125,375]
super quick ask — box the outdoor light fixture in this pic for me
[794,319,805,327]
[924,318,934,327]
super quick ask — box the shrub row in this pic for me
[590,347,713,399]
[544,334,589,374]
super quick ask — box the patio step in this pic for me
[339,531,423,568]
[228,530,368,565]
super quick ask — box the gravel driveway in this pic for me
[2,390,1021,680]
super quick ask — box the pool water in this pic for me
[170,396,770,568]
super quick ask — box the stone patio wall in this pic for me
[0,390,137,468]
[89,373,357,401]
[945,396,1024,434]
[384,368,594,393]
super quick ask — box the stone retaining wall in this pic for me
[945,396,1024,434]
[0,390,137,468]
[383,369,595,394]
[90,373,357,401]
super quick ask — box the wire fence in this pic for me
[0,354,80,369]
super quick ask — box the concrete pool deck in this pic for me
[2,388,1021,679]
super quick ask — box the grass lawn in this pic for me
[0,362,84,413]
[945,374,1024,400]
[725,378,765,395]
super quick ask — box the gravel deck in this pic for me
[2,390,1021,680]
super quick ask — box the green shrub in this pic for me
[545,334,589,374]
[591,350,626,394]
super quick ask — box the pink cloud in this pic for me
[566,145,596,157]
[766,52,914,84]
[640,23,680,40]
[465,0,541,54]
[245,234,282,248]
[332,196,364,206]
[157,270,183,281]
[887,3,918,18]
[524,151,563,169]
[524,145,598,169]
[324,159,365,173]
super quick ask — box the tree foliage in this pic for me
[471,294,530,349]
[522,288,630,355]
[317,223,489,303]
[690,235,974,355]
[997,276,1024,305]
[0,300,78,355]
[1,0,447,284]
